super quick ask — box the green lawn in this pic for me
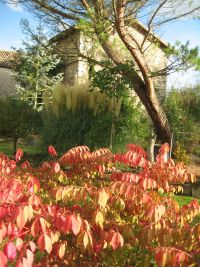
[173,195,200,207]
[0,142,42,156]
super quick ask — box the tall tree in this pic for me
[9,0,200,142]
[13,20,63,110]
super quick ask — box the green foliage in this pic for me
[13,20,63,111]
[163,41,199,73]
[89,61,134,98]
[0,142,41,157]
[0,97,41,153]
[173,141,189,164]
[164,86,200,152]
[173,195,200,207]
[41,96,150,154]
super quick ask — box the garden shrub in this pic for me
[164,86,200,153]
[0,97,41,154]
[173,141,189,164]
[41,96,150,154]
[0,143,199,266]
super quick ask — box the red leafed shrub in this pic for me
[0,144,199,266]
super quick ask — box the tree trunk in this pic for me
[81,0,172,144]
[114,2,171,143]
[96,37,171,143]
[13,137,18,156]
[124,69,171,143]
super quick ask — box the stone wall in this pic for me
[55,27,168,97]
[54,29,80,85]
[0,67,17,97]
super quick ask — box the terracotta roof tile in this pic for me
[0,50,16,67]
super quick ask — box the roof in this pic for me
[0,50,16,68]
[131,20,168,48]
[50,27,78,43]
[51,20,168,49]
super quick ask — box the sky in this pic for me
[0,1,200,89]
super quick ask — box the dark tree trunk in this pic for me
[13,137,18,156]
[124,70,171,143]
[97,38,172,143]
[81,1,172,144]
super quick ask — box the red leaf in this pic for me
[62,215,72,233]
[16,237,23,251]
[71,215,82,235]
[16,207,27,229]
[0,222,7,243]
[29,241,36,252]
[0,207,8,220]
[155,248,167,266]
[0,251,7,267]
[22,257,30,267]
[27,177,40,194]
[26,249,34,265]
[110,232,124,250]
[48,146,57,157]
[37,234,52,254]
[15,148,23,162]
[28,194,41,207]
[52,162,60,173]
[39,217,49,233]
[31,218,40,237]
[21,161,30,169]
[4,242,17,261]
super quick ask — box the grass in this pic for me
[173,195,200,225]
[173,195,200,207]
[0,142,42,156]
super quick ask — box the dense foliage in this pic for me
[164,86,200,153]
[0,98,41,154]
[0,143,199,266]
[13,20,63,111]
[41,97,150,153]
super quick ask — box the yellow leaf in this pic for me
[83,232,89,249]
[24,205,33,222]
[98,189,109,209]
[95,211,104,228]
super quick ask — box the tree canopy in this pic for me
[0,97,41,154]
[13,20,63,111]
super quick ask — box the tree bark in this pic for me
[13,137,18,156]
[114,0,171,143]
[95,36,171,143]
[123,69,171,143]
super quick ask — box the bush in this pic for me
[41,95,151,154]
[0,97,41,154]
[173,141,189,164]
[164,86,200,153]
[0,143,199,266]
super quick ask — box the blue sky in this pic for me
[0,3,38,49]
[0,1,199,88]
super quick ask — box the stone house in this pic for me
[0,50,17,98]
[0,22,168,101]
[52,22,168,99]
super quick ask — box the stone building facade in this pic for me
[52,22,168,99]
[0,50,17,98]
